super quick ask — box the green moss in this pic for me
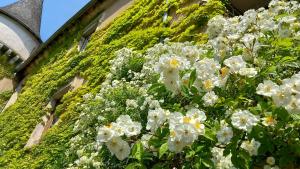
[0,0,225,168]
[0,91,13,111]
[0,54,14,79]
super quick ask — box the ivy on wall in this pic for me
[0,0,225,168]
[0,54,14,80]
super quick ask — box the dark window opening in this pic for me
[78,14,103,52]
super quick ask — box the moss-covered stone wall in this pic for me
[0,0,225,168]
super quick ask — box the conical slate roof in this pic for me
[0,0,43,39]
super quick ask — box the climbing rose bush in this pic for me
[66,0,300,168]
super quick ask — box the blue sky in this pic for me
[0,0,90,41]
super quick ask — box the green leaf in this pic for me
[203,128,216,142]
[202,158,214,168]
[189,69,197,88]
[152,163,167,169]
[159,143,168,159]
[148,83,165,93]
[181,85,190,97]
[190,86,198,95]
[274,107,290,122]
[125,162,146,169]
[132,142,144,162]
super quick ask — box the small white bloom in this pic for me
[110,122,124,137]
[272,87,292,107]
[211,147,236,169]
[239,68,257,77]
[155,55,190,72]
[124,122,142,137]
[167,137,186,153]
[231,110,259,132]
[256,80,279,97]
[116,115,133,126]
[284,95,300,113]
[241,139,261,156]
[97,126,115,143]
[216,126,233,144]
[173,123,198,144]
[202,91,219,106]
[262,114,277,127]
[206,15,226,38]
[113,139,131,161]
[264,165,272,169]
[141,134,152,149]
[266,156,275,165]
[186,108,207,122]
[126,99,139,109]
[146,108,167,132]
[106,137,123,154]
[224,55,247,73]
[169,112,184,130]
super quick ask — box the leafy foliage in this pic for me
[0,0,225,168]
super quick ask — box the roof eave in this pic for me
[15,0,98,72]
[0,9,42,43]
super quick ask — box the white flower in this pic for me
[141,134,152,149]
[239,68,257,77]
[126,99,139,109]
[97,126,115,143]
[207,15,227,38]
[264,165,280,169]
[106,137,123,154]
[161,75,181,94]
[169,112,184,130]
[284,95,300,113]
[289,77,300,94]
[116,115,133,126]
[272,86,292,107]
[216,126,233,144]
[155,55,190,72]
[241,139,261,156]
[185,109,206,135]
[173,123,198,144]
[241,34,257,49]
[146,108,167,132]
[231,110,259,132]
[202,91,219,106]
[280,16,297,24]
[124,122,142,137]
[256,80,279,97]
[262,114,277,127]
[211,147,236,169]
[167,137,186,153]
[110,122,124,137]
[105,137,131,160]
[224,55,247,73]
[266,156,276,165]
[202,77,221,91]
[83,93,93,100]
[113,139,131,161]
[186,108,207,122]
[195,58,221,80]
[264,165,272,169]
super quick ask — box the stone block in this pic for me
[0,78,14,92]
[71,76,85,90]
[24,123,44,148]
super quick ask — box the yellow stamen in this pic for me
[203,79,213,90]
[194,122,202,129]
[183,116,191,124]
[169,58,180,69]
[170,131,176,137]
[220,67,229,78]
